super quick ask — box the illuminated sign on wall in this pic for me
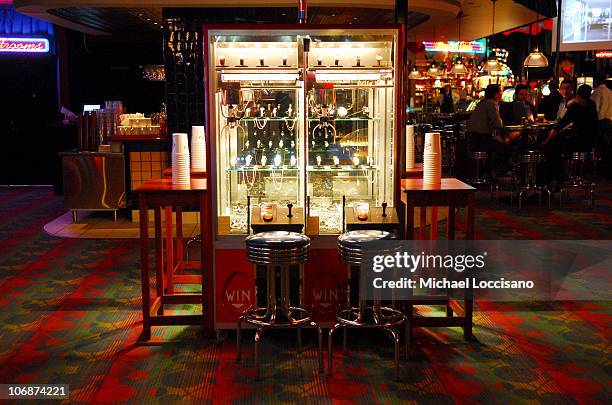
[595,50,612,58]
[422,40,485,54]
[0,37,50,53]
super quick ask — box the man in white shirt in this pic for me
[591,73,612,179]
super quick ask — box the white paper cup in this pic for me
[406,124,415,169]
[172,133,189,154]
[424,132,441,154]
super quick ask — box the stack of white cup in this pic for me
[423,132,442,185]
[191,126,206,171]
[172,133,190,185]
[406,124,415,169]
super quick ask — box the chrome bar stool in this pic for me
[517,150,551,209]
[328,230,406,381]
[466,151,499,200]
[560,151,597,208]
[237,231,323,380]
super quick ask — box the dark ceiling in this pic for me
[47,7,430,35]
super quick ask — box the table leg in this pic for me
[176,207,184,273]
[447,205,456,240]
[139,195,151,340]
[430,208,438,240]
[405,198,415,240]
[154,206,164,316]
[419,207,427,239]
[200,192,214,332]
[467,194,475,240]
[165,206,174,294]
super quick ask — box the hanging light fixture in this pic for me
[427,62,440,77]
[523,12,549,68]
[483,0,502,73]
[449,10,469,76]
[408,66,422,79]
[450,57,469,75]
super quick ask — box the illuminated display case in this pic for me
[205,26,400,235]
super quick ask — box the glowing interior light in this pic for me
[260,155,267,166]
[337,106,348,117]
[274,154,282,167]
[333,156,340,166]
[279,140,284,148]
[245,154,253,166]
[316,155,322,166]
[352,156,360,166]
[290,155,297,166]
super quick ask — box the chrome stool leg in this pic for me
[255,328,264,381]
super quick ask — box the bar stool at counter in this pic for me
[517,150,551,209]
[237,231,323,380]
[559,151,597,208]
[329,230,406,381]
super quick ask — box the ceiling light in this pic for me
[523,47,549,68]
[408,67,422,79]
[449,57,468,75]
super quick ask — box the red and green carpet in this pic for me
[0,186,610,403]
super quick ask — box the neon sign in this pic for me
[595,50,612,58]
[422,41,485,54]
[0,37,50,53]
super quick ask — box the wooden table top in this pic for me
[401,178,475,193]
[251,206,304,226]
[162,168,207,178]
[344,206,399,225]
[405,163,424,177]
[135,178,207,193]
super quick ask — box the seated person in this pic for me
[465,84,513,175]
[542,84,598,185]
[539,80,563,121]
[507,84,537,125]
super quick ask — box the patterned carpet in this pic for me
[0,185,610,404]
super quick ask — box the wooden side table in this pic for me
[399,178,477,343]
[403,163,424,179]
[136,178,212,340]
[162,168,206,293]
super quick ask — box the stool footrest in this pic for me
[243,306,313,328]
[336,307,406,328]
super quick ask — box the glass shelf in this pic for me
[307,117,382,122]
[238,118,297,122]
[307,165,378,172]
[225,166,300,172]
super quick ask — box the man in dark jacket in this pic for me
[539,80,564,121]
[542,84,598,184]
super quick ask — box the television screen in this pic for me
[558,0,612,51]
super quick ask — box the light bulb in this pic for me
[316,155,322,166]
[333,156,340,166]
[274,154,282,167]
[337,106,348,117]
[290,155,297,166]
[352,156,360,166]
[260,155,267,166]
[268,140,273,149]
[246,154,253,166]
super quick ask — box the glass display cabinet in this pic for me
[205,26,400,235]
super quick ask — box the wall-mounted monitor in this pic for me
[555,0,612,51]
